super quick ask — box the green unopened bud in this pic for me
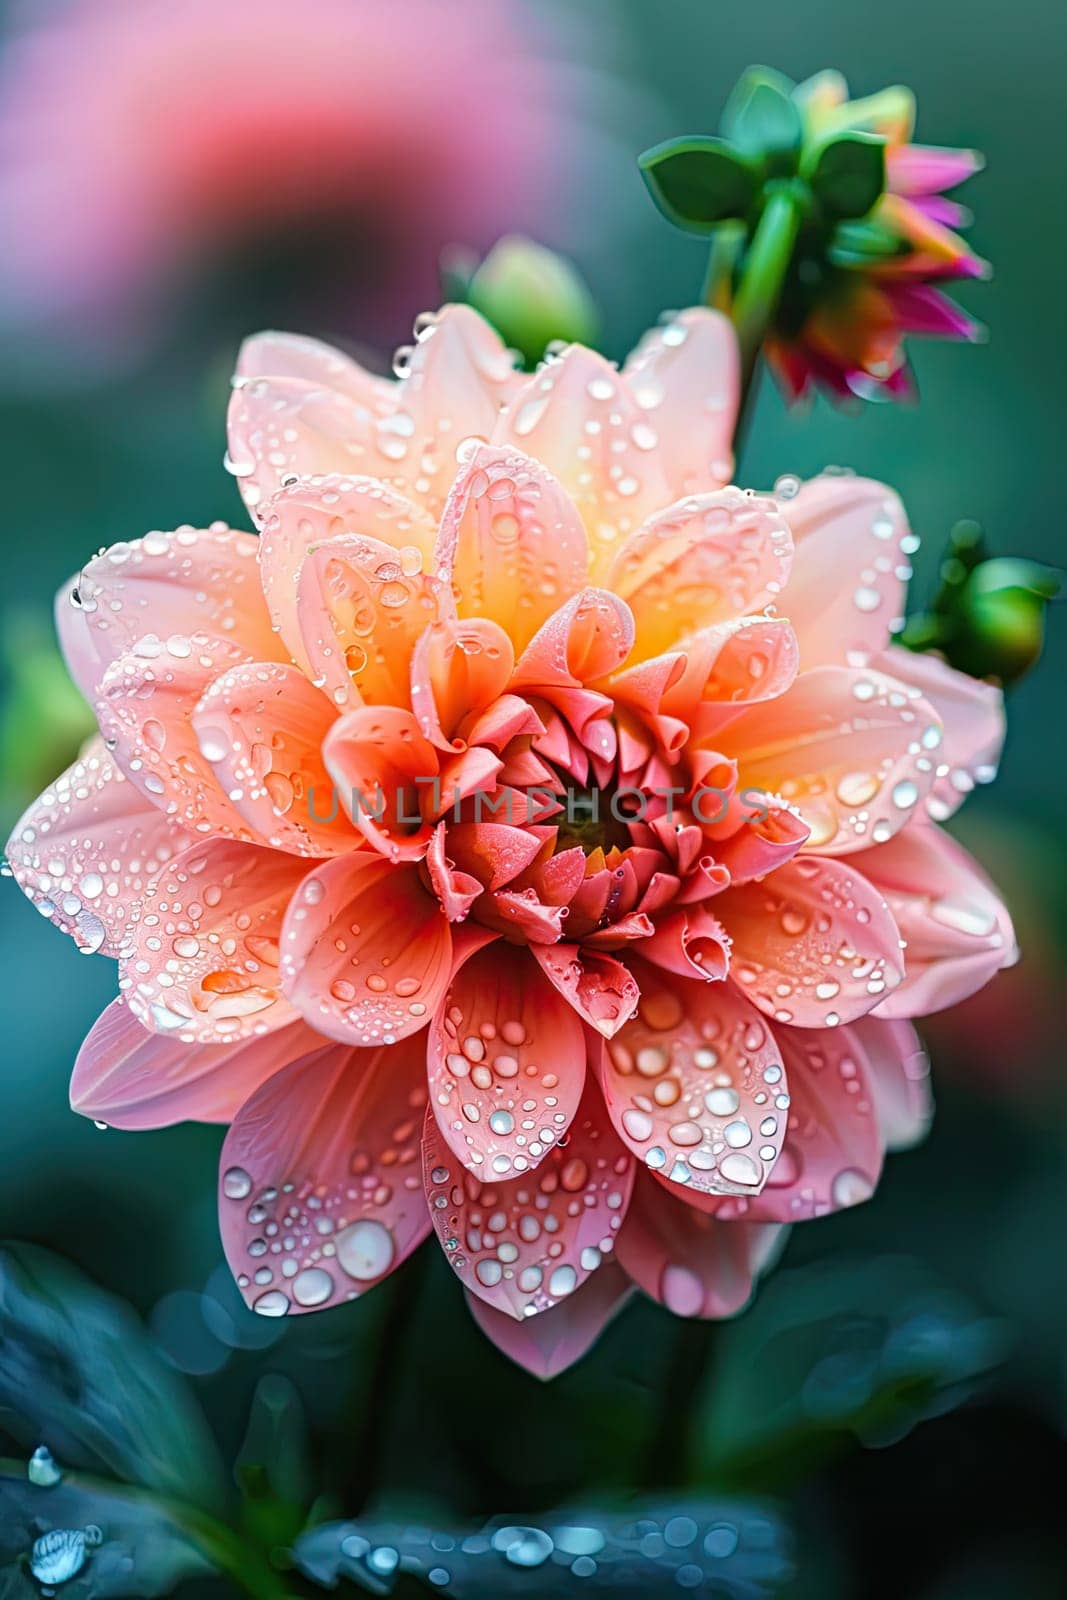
[0,613,94,827]
[955,558,1062,684]
[457,236,599,369]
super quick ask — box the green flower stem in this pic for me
[717,180,805,442]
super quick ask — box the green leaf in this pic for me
[695,1255,1007,1492]
[295,1500,793,1596]
[235,1375,312,1547]
[805,132,886,219]
[638,137,757,235]
[721,67,802,157]
[0,1472,212,1599]
[0,1245,227,1512]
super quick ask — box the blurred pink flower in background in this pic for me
[0,0,625,373]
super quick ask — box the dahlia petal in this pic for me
[607,489,793,662]
[616,1170,783,1319]
[494,344,673,571]
[96,634,257,836]
[193,661,358,856]
[427,940,586,1178]
[422,1085,635,1320]
[512,587,635,695]
[729,665,942,855]
[850,1014,933,1151]
[256,475,436,673]
[322,705,438,860]
[719,855,905,1025]
[465,1260,633,1379]
[56,525,280,701]
[710,800,810,884]
[595,966,788,1198]
[530,943,640,1037]
[280,854,452,1046]
[884,283,983,341]
[71,999,320,1130]
[219,1033,430,1317]
[296,532,450,712]
[228,305,519,523]
[669,619,800,739]
[639,905,730,982]
[122,839,306,1043]
[443,822,546,891]
[5,739,188,957]
[621,308,739,498]
[871,645,1004,821]
[702,1022,884,1223]
[425,823,483,921]
[434,443,589,651]
[410,617,514,749]
[886,143,984,197]
[855,826,1016,1018]
[781,476,912,667]
[234,330,393,397]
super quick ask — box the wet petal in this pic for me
[257,476,435,673]
[781,476,912,667]
[71,1000,319,1130]
[322,706,438,860]
[494,344,673,573]
[427,941,586,1178]
[872,645,1004,821]
[219,1033,430,1317]
[639,905,730,982]
[607,489,793,661]
[729,665,942,855]
[122,839,306,1044]
[228,305,519,522]
[705,1022,884,1222]
[281,854,452,1046]
[851,1014,932,1151]
[434,443,589,651]
[595,966,788,1198]
[465,1260,633,1378]
[621,309,739,498]
[235,329,393,395]
[296,532,449,712]
[193,661,358,856]
[512,588,635,695]
[423,1085,635,1320]
[5,739,187,957]
[410,617,515,749]
[56,525,280,701]
[96,633,258,836]
[617,1170,783,1318]
[719,855,905,1025]
[856,826,1016,1017]
[530,943,640,1037]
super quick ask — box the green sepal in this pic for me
[721,66,802,157]
[829,215,904,268]
[638,136,759,235]
[804,131,886,219]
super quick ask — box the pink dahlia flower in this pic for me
[0,0,616,364]
[768,73,988,402]
[8,306,1016,1376]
